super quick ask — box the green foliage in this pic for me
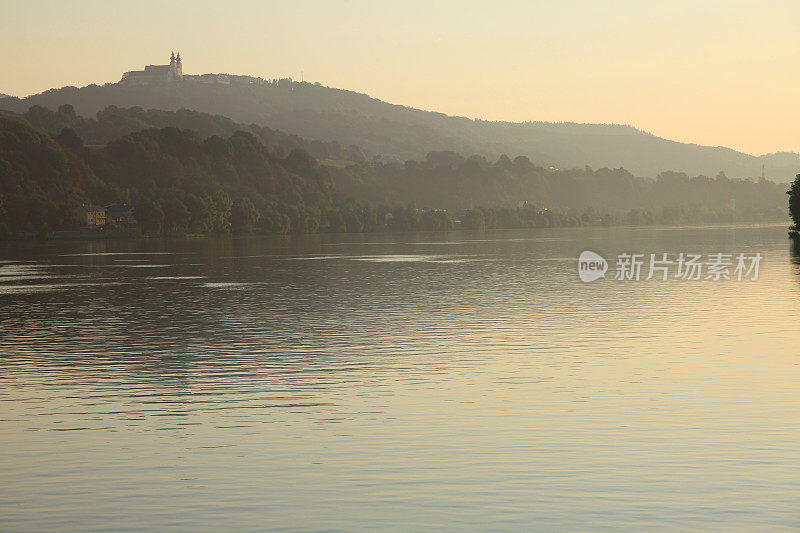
[210,191,233,233]
[161,195,191,233]
[420,210,454,231]
[286,148,319,172]
[0,115,346,236]
[56,127,83,151]
[333,154,789,221]
[0,194,10,239]
[462,209,486,230]
[0,108,790,241]
[5,79,799,180]
[787,174,800,229]
[258,207,291,234]
[231,197,258,233]
[184,193,212,233]
[20,105,366,164]
[135,199,164,235]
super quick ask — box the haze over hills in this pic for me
[1,59,798,180]
[5,104,368,164]
[0,109,787,240]
[0,62,789,235]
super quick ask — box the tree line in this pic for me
[20,104,368,164]
[0,109,791,240]
[333,150,788,219]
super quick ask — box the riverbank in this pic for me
[1,216,791,243]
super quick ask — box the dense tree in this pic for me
[3,80,799,181]
[55,127,84,151]
[787,174,800,229]
[286,148,319,172]
[0,194,9,238]
[161,196,191,233]
[135,199,164,235]
[0,112,790,240]
[231,198,258,233]
[421,210,454,231]
[20,105,366,164]
[258,207,291,234]
[210,191,233,233]
[184,193,212,233]
[462,209,486,230]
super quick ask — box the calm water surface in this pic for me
[1,225,799,531]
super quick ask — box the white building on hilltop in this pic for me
[119,53,277,87]
[121,51,183,84]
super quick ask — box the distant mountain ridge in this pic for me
[6,104,367,164]
[1,76,797,180]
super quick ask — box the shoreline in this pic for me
[0,220,791,245]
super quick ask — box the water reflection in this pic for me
[1,225,799,531]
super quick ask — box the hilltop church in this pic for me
[118,52,276,86]
[121,51,183,84]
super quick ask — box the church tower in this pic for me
[121,51,184,84]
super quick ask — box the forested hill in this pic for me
[0,117,339,235]
[1,79,798,179]
[0,113,788,239]
[9,104,368,164]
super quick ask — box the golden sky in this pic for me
[1,0,798,156]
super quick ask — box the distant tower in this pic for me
[121,51,183,84]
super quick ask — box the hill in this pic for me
[16,104,367,164]
[1,77,798,179]
[0,115,789,238]
[0,117,340,235]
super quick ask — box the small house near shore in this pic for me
[82,205,107,228]
[82,204,136,229]
[106,205,137,227]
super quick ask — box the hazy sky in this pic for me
[1,0,798,155]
